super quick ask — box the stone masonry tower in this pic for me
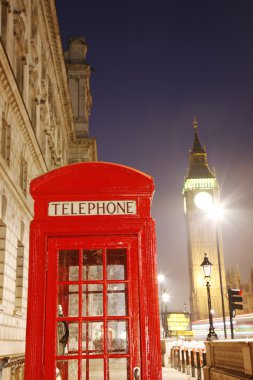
[182,120,228,321]
[64,37,92,137]
[64,37,97,162]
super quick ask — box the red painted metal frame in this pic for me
[25,162,162,380]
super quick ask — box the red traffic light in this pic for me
[230,289,243,296]
[228,288,243,311]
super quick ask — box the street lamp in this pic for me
[209,204,227,339]
[194,192,227,339]
[158,274,165,336]
[201,253,218,341]
[162,291,170,338]
[162,292,170,303]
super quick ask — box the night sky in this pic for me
[55,0,253,310]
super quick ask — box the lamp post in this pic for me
[209,205,227,339]
[158,274,165,336]
[162,291,170,338]
[194,192,227,339]
[201,253,218,341]
[215,219,227,338]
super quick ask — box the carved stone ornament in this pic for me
[30,39,39,65]
[29,65,39,89]
[13,9,28,53]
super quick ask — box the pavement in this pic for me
[162,367,195,379]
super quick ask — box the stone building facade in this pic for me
[183,120,228,322]
[226,265,253,314]
[0,0,97,366]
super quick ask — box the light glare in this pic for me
[158,274,165,283]
[208,204,223,221]
[162,292,170,303]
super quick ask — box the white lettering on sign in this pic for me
[48,200,137,216]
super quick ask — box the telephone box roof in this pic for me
[30,162,154,198]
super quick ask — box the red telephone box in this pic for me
[25,162,162,380]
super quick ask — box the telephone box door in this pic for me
[45,235,140,380]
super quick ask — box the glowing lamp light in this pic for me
[208,204,223,221]
[158,274,165,283]
[194,191,213,210]
[201,253,212,279]
[162,292,170,303]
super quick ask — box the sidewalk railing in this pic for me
[204,340,253,379]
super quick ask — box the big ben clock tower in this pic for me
[183,120,228,322]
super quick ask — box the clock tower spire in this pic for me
[183,120,228,323]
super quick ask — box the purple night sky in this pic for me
[56,0,253,310]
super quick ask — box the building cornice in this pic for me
[183,177,217,193]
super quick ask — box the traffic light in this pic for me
[228,288,243,311]
[228,288,243,339]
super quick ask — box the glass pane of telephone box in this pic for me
[107,249,127,280]
[58,284,79,317]
[107,284,127,316]
[58,250,79,282]
[83,250,103,280]
[82,359,104,379]
[109,358,128,380]
[56,360,78,380]
[82,322,104,355]
[82,284,103,316]
[57,321,78,356]
[107,321,128,353]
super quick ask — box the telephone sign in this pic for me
[25,162,162,380]
[48,200,137,216]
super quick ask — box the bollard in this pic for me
[176,348,179,370]
[201,351,207,379]
[174,348,178,369]
[191,350,195,378]
[182,349,185,373]
[202,351,207,367]
[196,351,202,380]
[171,348,175,368]
[186,349,190,375]
[178,348,181,371]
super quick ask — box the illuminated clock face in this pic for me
[194,191,213,210]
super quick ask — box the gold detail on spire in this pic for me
[193,117,198,129]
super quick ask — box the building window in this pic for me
[16,54,24,95]
[31,97,37,131]
[1,2,8,49]
[20,157,27,194]
[14,240,25,314]
[31,1,38,40]
[1,119,10,164]
[0,222,7,304]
